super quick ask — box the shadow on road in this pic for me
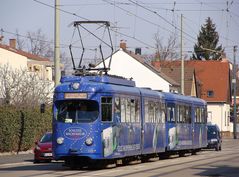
[0,161,65,172]
[194,164,239,177]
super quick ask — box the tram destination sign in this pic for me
[64,93,87,99]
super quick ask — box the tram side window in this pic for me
[155,102,161,123]
[130,99,136,122]
[148,101,154,122]
[144,100,149,122]
[185,106,191,123]
[195,107,198,123]
[161,102,166,123]
[195,107,202,123]
[201,108,205,123]
[178,105,184,123]
[125,98,131,122]
[135,99,140,122]
[101,97,112,121]
[167,104,175,122]
[121,98,126,122]
[114,97,121,121]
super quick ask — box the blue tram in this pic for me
[52,74,207,168]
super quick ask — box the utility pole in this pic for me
[54,0,60,86]
[180,14,184,95]
[233,45,238,139]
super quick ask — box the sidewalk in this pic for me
[0,150,33,156]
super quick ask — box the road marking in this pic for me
[87,169,122,176]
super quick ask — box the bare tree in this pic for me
[20,29,71,74]
[0,64,53,108]
[26,29,54,60]
[153,31,179,60]
[15,29,25,51]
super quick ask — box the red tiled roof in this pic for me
[0,43,50,62]
[154,60,231,103]
[160,67,195,96]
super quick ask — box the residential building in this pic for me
[0,39,55,104]
[153,62,197,97]
[96,44,179,92]
[153,60,232,136]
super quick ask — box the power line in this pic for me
[33,0,88,20]
[103,0,197,47]
[33,0,156,50]
[0,28,69,48]
[127,0,197,42]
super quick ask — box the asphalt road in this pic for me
[0,138,239,177]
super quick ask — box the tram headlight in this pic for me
[57,137,64,144]
[85,137,93,146]
[72,82,80,90]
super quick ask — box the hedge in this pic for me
[0,106,52,152]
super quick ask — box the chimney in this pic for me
[120,40,126,50]
[135,48,141,55]
[9,39,16,49]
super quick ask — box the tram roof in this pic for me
[163,92,206,105]
[56,75,141,95]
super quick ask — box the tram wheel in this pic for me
[178,151,186,157]
[191,150,197,155]
[158,153,170,160]
[141,156,150,163]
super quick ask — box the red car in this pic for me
[34,132,53,163]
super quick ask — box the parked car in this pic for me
[207,124,222,151]
[34,132,53,163]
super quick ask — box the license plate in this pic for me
[44,153,52,157]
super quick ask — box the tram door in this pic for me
[101,96,116,157]
[118,97,141,156]
[101,96,141,158]
[191,106,195,148]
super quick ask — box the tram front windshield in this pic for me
[56,100,99,123]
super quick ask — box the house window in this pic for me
[207,90,214,97]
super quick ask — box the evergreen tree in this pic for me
[192,17,223,60]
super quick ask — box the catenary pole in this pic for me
[233,45,238,139]
[181,14,184,95]
[54,0,60,86]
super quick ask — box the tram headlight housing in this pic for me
[85,137,93,146]
[57,137,64,144]
[72,82,80,90]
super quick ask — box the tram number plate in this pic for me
[43,153,52,157]
[64,93,87,99]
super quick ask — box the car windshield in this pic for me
[56,100,99,123]
[207,126,217,139]
[40,133,52,143]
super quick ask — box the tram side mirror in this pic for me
[40,103,45,113]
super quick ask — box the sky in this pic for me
[0,0,239,65]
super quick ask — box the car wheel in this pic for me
[45,159,52,163]
[215,144,219,151]
[219,145,222,151]
[34,159,40,163]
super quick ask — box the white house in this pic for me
[0,39,27,70]
[155,60,233,136]
[0,39,54,81]
[97,47,179,92]
[0,39,55,104]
